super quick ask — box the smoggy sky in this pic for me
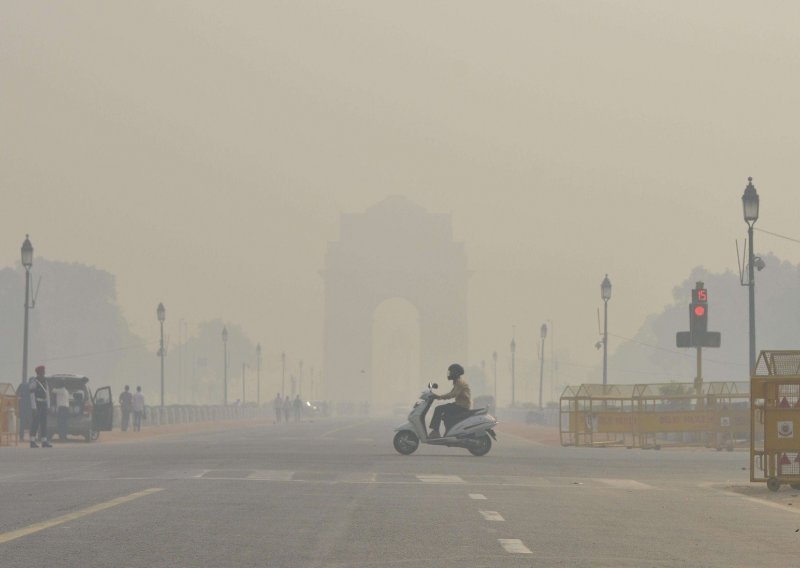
[2,2,799,388]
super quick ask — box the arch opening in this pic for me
[371,297,421,415]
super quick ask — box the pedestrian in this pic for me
[51,378,70,442]
[293,394,302,422]
[16,378,31,442]
[283,395,291,423]
[273,393,283,424]
[132,386,145,432]
[119,385,133,432]
[29,365,52,448]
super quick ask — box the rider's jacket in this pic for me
[439,377,471,409]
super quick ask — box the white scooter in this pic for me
[393,383,498,456]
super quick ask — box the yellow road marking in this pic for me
[0,488,164,545]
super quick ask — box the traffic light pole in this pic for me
[696,346,703,410]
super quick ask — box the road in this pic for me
[1,417,799,567]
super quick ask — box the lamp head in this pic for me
[21,235,33,268]
[742,176,759,223]
[601,274,612,301]
[157,302,166,322]
[222,326,228,342]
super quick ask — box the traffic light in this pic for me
[690,285,708,339]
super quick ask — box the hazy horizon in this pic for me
[3,2,800,392]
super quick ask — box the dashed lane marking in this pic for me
[0,488,164,545]
[479,510,505,521]
[416,474,465,483]
[469,493,487,500]
[596,478,653,490]
[246,470,295,481]
[498,539,532,554]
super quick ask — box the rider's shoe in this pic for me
[428,430,441,438]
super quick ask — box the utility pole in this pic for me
[281,352,286,398]
[539,323,547,409]
[510,331,516,407]
[256,343,262,406]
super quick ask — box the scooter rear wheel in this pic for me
[393,430,420,455]
[468,433,492,456]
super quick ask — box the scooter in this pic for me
[393,382,498,456]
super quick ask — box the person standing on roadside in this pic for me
[293,394,302,422]
[132,386,145,432]
[52,378,70,442]
[119,385,133,432]
[273,393,283,424]
[16,378,31,442]
[283,395,291,423]
[29,366,52,448]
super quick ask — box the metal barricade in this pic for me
[0,383,19,446]
[561,381,749,449]
[751,350,800,491]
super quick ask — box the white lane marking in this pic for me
[354,438,374,442]
[479,510,505,521]
[596,478,653,490]
[469,493,487,500]
[247,470,295,481]
[416,474,465,483]
[338,472,377,483]
[0,488,164,545]
[498,539,532,554]
[191,469,211,478]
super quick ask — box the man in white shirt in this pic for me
[52,379,71,441]
[132,386,145,432]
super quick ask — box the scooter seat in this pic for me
[467,407,488,416]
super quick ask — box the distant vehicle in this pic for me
[44,375,113,442]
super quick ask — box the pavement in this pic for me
[1,418,799,567]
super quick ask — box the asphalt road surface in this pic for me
[1,418,799,567]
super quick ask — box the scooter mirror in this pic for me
[431,383,438,389]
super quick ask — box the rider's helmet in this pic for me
[447,363,465,381]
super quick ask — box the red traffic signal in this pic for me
[694,305,705,317]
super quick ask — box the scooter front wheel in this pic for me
[393,430,420,455]
[468,433,492,456]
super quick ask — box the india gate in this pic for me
[322,196,469,412]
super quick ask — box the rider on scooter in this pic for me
[429,363,471,438]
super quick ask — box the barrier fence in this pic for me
[560,381,749,449]
[751,350,800,491]
[0,383,19,446]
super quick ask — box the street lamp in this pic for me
[21,235,33,383]
[742,177,760,373]
[281,351,286,398]
[492,351,498,412]
[241,362,248,405]
[299,360,304,398]
[539,323,547,409]
[601,274,612,386]
[510,335,517,406]
[256,343,262,406]
[157,303,166,408]
[222,326,228,405]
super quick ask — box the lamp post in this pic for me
[256,343,262,406]
[539,323,547,409]
[492,351,498,412]
[281,351,286,398]
[21,235,33,383]
[157,303,166,408]
[601,274,612,386]
[742,177,760,373]
[510,335,517,406]
[242,362,248,405]
[222,327,229,405]
[299,360,304,398]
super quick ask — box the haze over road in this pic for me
[0,419,797,567]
